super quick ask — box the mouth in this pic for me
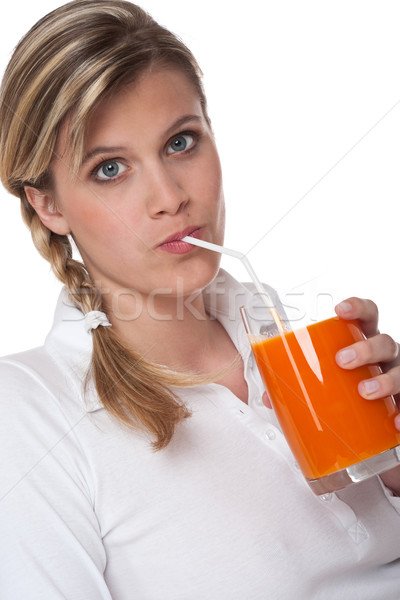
[157,226,203,254]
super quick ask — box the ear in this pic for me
[24,186,71,236]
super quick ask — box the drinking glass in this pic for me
[241,298,400,494]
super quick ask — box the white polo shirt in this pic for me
[0,270,399,599]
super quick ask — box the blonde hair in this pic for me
[0,0,217,449]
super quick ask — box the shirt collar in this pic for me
[203,269,254,360]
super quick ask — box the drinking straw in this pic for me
[182,236,286,334]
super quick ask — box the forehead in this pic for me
[86,68,203,145]
[54,67,204,165]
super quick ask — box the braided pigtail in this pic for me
[22,193,194,449]
[0,0,225,449]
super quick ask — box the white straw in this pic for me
[182,236,286,333]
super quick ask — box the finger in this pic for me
[395,413,400,431]
[262,391,272,409]
[335,297,379,337]
[336,333,399,369]
[358,366,400,400]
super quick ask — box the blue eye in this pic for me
[96,160,127,180]
[167,133,195,155]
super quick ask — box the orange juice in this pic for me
[250,317,400,480]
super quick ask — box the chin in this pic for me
[170,255,221,297]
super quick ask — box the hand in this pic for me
[334,297,400,415]
[335,297,400,495]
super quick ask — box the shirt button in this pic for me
[255,395,264,406]
[265,429,276,440]
[320,493,333,502]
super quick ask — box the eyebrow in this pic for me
[81,146,127,167]
[164,114,203,137]
[81,114,203,167]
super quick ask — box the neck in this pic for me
[104,288,228,374]
[101,280,248,404]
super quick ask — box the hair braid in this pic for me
[23,189,193,449]
[0,0,223,449]
[20,186,196,448]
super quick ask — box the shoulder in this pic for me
[0,347,93,494]
[0,346,62,395]
[0,347,48,390]
[0,345,84,431]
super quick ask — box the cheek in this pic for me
[64,205,121,256]
[61,187,130,239]
[196,149,224,203]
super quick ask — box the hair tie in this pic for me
[84,310,112,333]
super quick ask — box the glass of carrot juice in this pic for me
[240,300,400,495]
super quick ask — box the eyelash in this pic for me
[89,129,201,184]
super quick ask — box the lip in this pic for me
[157,226,203,254]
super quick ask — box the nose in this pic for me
[145,163,189,217]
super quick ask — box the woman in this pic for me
[0,1,399,598]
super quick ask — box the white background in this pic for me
[0,0,399,355]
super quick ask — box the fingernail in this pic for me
[337,301,352,313]
[337,348,357,364]
[360,379,380,395]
